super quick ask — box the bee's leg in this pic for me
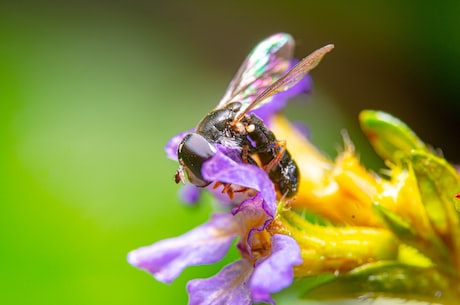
[221,183,231,194]
[221,183,234,200]
[242,144,250,163]
[213,181,235,200]
[227,189,235,200]
[263,140,286,172]
[234,187,248,193]
[174,166,186,184]
[212,181,222,189]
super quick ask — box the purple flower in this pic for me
[127,213,238,283]
[128,152,302,304]
[186,234,301,305]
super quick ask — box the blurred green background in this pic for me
[1,1,460,304]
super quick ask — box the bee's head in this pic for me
[176,133,216,187]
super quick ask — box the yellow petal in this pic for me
[271,115,381,226]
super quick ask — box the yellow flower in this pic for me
[268,111,460,302]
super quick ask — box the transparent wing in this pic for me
[217,33,295,110]
[233,44,334,123]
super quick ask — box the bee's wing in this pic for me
[217,33,295,111]
[234,44,334,121]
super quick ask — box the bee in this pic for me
[175,33,333,199]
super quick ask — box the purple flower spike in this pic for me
[165,129,194,160]
[127,213,238,283]
[250,234,302,304]
[187,259,253,305]
[202,149,277,216]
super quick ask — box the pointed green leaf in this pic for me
[372,203,415,238]
[373,202,452,271]
[411,150,460,272]
[302,261,459,303]
[359,110,427,163]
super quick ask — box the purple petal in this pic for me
[214,144,244,162]
[231,192,271,218]
[165,129,195,160]
[127,213,238,283]
[250,234,302,304]
[179,183,202,205]
[187,260,253,305]
[232,193,274,256]
[202,150,277,216]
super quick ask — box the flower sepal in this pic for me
[359,110,427,163]
[278,211,399,278]
[411,150,460,273]
[300,261,460,303]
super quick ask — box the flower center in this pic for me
[249,230,272,261]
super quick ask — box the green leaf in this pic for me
[372,203,415,238]
[359,110,427,163]
[373,201,452,271]
[302,261,459,303]
[411,150,460,272]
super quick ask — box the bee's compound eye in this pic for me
[177,133,216,187]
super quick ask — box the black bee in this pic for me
[174,33,333,198]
